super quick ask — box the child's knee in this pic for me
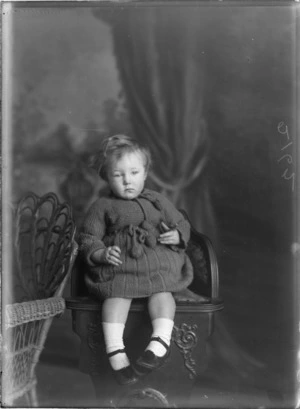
[152,292,175,305]
[148,292,176,319]
[102,297,132,322]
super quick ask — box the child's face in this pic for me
[107,150,147,200]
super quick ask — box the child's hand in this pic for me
[158,222,180,245]
[103,246,122,266]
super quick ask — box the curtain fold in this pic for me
[95,6,215,233]
[112,8,209,198]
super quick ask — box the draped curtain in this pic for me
[92,6,268,381]
[97,7,215,234]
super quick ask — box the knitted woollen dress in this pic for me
[79,188,194,299]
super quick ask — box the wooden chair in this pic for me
[66,210,224,407]
[2,192,78,407]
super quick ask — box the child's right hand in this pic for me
[102,245,122,266]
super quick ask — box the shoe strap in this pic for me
[150,336,169,351]
[107,348,126,358]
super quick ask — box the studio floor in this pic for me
[32,357,284,408]
[10,311,296,409]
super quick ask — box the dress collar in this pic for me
[109,188,162,210]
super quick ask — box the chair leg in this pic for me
[27,385,38,407]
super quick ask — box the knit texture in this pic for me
[79,189,193,299]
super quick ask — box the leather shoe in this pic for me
[113,365,139,385]
[134,336,171,373]
[107,349,139,385]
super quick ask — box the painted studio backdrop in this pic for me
[3,2,299,406]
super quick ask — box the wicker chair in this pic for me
[2,192,78,407]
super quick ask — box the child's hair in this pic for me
[92,134,152,181]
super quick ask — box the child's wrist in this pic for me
[91,249,105,263]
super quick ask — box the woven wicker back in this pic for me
[14,192,76,301]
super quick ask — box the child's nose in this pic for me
[123,174,131,184]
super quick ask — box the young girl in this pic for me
[79,135,193,385]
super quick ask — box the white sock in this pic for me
[102,322,130,370]
[146,318,174,357]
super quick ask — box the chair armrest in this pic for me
[192,231,220,300]
[179,210,223,308]
[5,297,66,329]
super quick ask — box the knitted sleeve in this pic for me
[155,192,191,249]
[79,198,107,267]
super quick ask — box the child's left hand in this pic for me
[158,221,180,245]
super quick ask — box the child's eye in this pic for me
[113,174,121,178]
[132,170,139,175]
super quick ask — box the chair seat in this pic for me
[66,289,223,313]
